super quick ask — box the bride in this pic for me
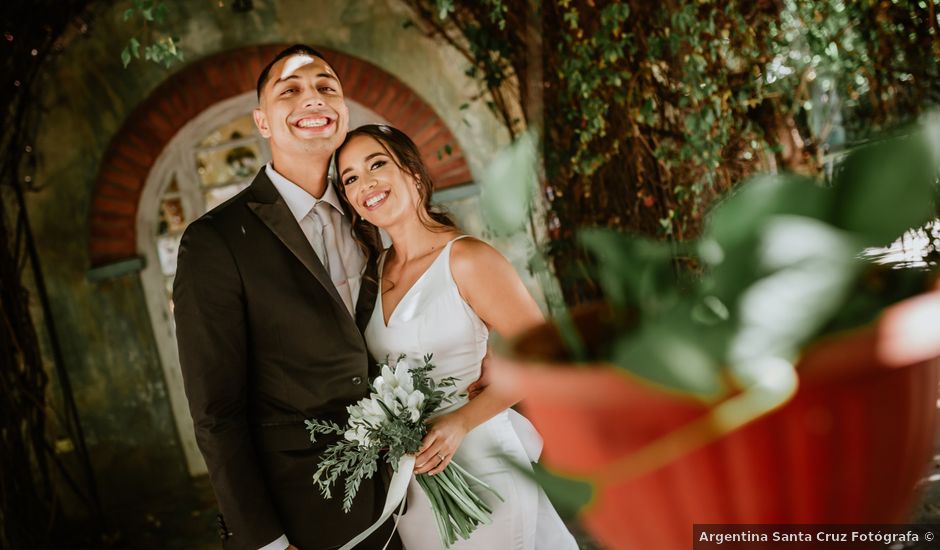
[335,124,578,550]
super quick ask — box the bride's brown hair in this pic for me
[333,124,459,260]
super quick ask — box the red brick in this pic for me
[232,53,257,94]
[435,168,474,189]
[93,195,137,217]
[371,83,403,118]
[435,161,473,181]
[413,122,448,150]
[220,57,248,93]
[142,109,176,145]
[124,129,163,164]
[106,153,146,180]
[173,71,208,118]
[203,61,227,95]
[98,169,142,193]
[329,52,350,84]
[164,90,193,125]
[90,219,135,240]
[378,91,416,127]
[95,181,139,202]
[360,71,389,107]
[244,48,265,93]
[341,59,366,103]
[430,152,468,176]
[111,140,154,172]
[396,104,434,137]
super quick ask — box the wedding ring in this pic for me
[437,453,446,461]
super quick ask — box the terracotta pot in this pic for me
[500,292,940,550]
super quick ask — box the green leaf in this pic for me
[479,131,537,236]
[704,173,831,250]
[154,2,168,23]
[728,217,861,364]
[832,130,938,246]
[121,47,131,68]
[437,0,454,20]
[579,228,675,311]
[129,37,140,57]
[613,320,723,397]
[123,8,135,21]
[504,460,592,519]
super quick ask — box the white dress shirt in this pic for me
[265,163,365,311]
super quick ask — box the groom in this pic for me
[174,45,400,550]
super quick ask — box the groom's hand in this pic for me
[467,349,492,399]
[287,545,299,550]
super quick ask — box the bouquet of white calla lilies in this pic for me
[305,354,502,548]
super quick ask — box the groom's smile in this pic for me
[290,110,337,133]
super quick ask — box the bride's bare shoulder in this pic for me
[450,236,512,281]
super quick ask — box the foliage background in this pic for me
[404,0,940,303]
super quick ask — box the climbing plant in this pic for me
[404,0,940,303]
[1,1,104,548]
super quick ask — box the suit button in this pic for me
[351,376,363,385]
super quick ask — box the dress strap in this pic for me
[442,235,473,264]
[446,234,472,247]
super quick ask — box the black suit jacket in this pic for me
[173,169,393,550]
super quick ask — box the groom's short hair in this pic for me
[256,44,332,99]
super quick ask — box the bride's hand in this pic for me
[413,414,467,475]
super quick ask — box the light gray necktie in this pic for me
[311,201,354,316]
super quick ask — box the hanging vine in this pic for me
[0,1,104,548]
[404,0,940,304]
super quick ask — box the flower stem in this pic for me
[434,469,491,524]
[450,460,505,502]
[418,473,455,547]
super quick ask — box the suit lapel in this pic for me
[246,171,349,315]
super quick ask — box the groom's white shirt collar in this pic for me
[265,162,345,220]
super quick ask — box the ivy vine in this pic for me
[405,0,940,303]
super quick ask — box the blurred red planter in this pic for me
[502,290,940,550]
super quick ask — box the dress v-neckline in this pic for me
[378,240,456,328]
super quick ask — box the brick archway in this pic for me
[89,45,473,267]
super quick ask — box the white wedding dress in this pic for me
[363,236,579,550]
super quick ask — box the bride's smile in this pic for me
[362,189,389,210]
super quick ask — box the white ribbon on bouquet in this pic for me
[338,454,415,550]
